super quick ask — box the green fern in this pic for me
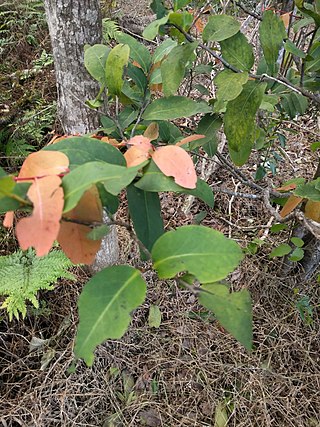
[102,18,121,42]
[0,248,75,320]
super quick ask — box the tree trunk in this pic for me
[44,0,119,270]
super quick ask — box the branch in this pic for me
[234,1,262,20]
[170,24,320,105]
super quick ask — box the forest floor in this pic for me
[0,1,319,426]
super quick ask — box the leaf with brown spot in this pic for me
[152,145,197,189]
[58,186,103,264]
[124,146,151,167]
[143,122,159,140]
[305,200,320,222]
[280,195,303,218]
[15,176,64,256]
[175,134,205,147]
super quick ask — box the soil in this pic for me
[0,1,319,427]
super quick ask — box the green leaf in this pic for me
[153,38,177,63]
[280,92,308,118]
[224,81,266,166]
[161,42,198,96]
[0,175,16,200]
[284,39,306,59]
[142,15,169,40]
[100,116,117,134]
[105,44,130,96]
[259,11,286,75]
[87,224,110,240]
[142,96,211,120]
[269,243,292,258]
[193,114,222,154]
[220,32,254,71]
[291,237,304,248]
[150,0,167,18]
[0,183,31,213]
[126,184,164,255]
[148,305,162,328]
[168,12,193,42]
[203,14,240,42]
[84,44,110,85]
[75,265,147,366]
[97,184,119,215]
[116,32,152,73]
[198,283,252,350]
[174,0,191,11]
[135,160,214,207]
[152,225,243,283]
[127,63,148,93]
[62,161,141,212]
[157,121,182,143]
[305,42,320,72]
[270,223,288,233]
[294,179,320,201]
[215,70,249,103]
[43,136,126,167]
[288,247,304,262]
[118,106,138,130]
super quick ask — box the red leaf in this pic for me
[152,145,197,189]
[15,176,64,256]
[57,186,103,264]
[128,135,154,151]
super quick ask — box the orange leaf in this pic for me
[18,151,69,180]
[3,211,14,228]
[280,195,303,218]
[280,12,290,28]
[101,137,125,147]
[144,123,159,141]
[132,60,142,69]
[152,145,197,189]
[124,146,151,167]
[15,176,64,256]
[128,135,154,151]
[276,183,297,191]
[175,134,205,147]
[57,186,103,264]
[305,200,320,222]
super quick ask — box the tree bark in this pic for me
[44,0,119,270]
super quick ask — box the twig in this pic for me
[169,24,320,105]
[234,1,262,20]
[212,186,262,199]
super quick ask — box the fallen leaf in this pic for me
[58,186,103,264]
[150,83,163,93]
[176,134,205,147]
[280,195,303,218]
[144,123,159,140]
[15,176,64,256]
[124,146,151,167]
[152,145,197,189]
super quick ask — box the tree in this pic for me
[43,0,119,270]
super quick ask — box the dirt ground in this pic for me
[1,1,320,426]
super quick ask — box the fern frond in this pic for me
[0,249,75,320]
[102,18,121,42]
